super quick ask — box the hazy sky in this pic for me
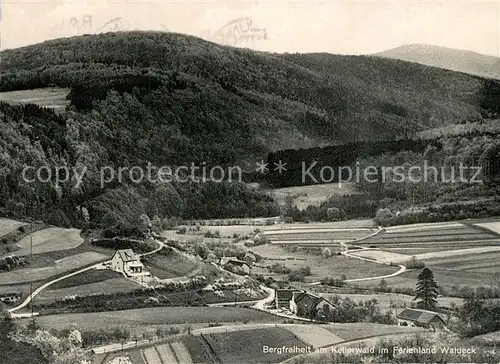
[1,0,499,56]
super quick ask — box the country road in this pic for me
[8,239,165,318]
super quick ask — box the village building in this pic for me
[290,291,337,318]
[110,249,150,278]
[218,256,251,274]
[397,308,446,330]
[274,289,299,309]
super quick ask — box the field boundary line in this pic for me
[154,345,167,364]
[168,342,180,364]
[200,333,222,364]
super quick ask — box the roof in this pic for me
[275,289,298,302]
[115,249,139,262]
[293,291,336,308]
[219,257,250,267]
[397,308,445,325]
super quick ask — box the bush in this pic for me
[288,266,311,282]
[405,256,425,269]
[269,263,291,274]
[321,277,344,287]
[371,311,396,325]
[374,208,394,226]
[321,247,332,258]
[177,226,187,234]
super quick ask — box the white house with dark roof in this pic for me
[290,291,337,317]
[110,249,149,278]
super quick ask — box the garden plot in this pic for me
[284,325,344,347]
[100,340,195,364]
[0,252,107,284]
[200,327,308,364]
[14,227,84,256]
[0,218,27,237]
[103,353,144,364]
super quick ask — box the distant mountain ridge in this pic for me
[376,44,500,79]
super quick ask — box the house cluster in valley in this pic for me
[274,289,447,329]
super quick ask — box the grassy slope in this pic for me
[25,307,284,331]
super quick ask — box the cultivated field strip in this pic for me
[423,250,500,272]
[384,227,486,235]
[380,242,500,255]
[366,239,500,246]
[266,240,351,245]
[371,234,497,243]
[171,341,194,363]
[156,343,177,363]
[267,231,371,239]
[384,222,464,232]
[264,228,375,234]
[142,347,162,364]
[360,224,500,255]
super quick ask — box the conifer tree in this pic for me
[414,268,439,310]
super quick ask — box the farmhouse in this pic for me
[219,256,251,274]
[290,291,337,317]
[397,308,446,330]
[274,289,299,309]
[110,249,149,278]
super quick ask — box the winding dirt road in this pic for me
[8,239,164,318]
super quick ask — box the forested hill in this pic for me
[0,31,496,163]
[0,31,499,231]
